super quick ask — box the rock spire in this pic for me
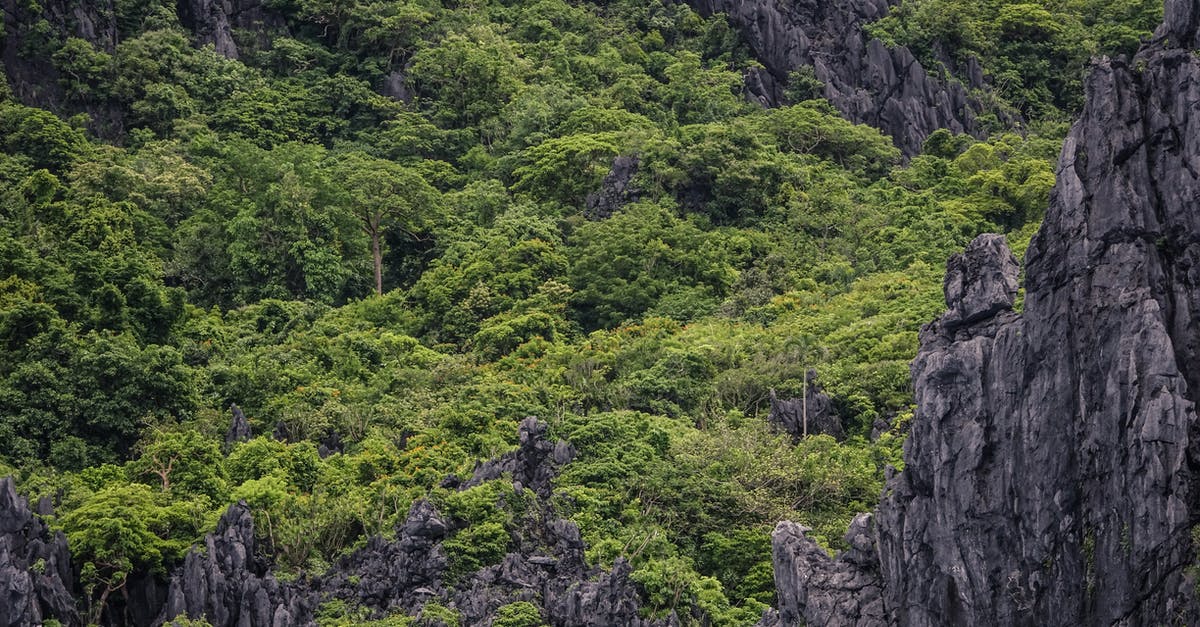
[776,1,1200,623]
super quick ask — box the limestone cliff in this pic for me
[0,477,78,627]
[777,0,1200,623]
[685,0,987,155]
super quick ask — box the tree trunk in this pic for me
[92,583,113,626]
[371,229,383,296]
[802,368,808,438]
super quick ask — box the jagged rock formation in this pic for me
[686,0,987,155]
[320,417,671,626]
[463,416,575,498]
[316,498,449,616]
[316,431,344,459]
[778,2,1200,623]
[585,156,641,220]
[768,375,844,440]
[768,515,884,627]
[157,503,316,626]
[175,0,286,59]
[0,477,79,627]
[225,404,252,447]
[158,417,670,627]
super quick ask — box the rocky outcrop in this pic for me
[768,375,844,440]
[585,156,641,220]
[317,498,450,614]
[778,1,1200,623]
[938,234,1020,328]
[156,503,316,627]
[159,417,669,626]
[686,0,987,155]
[769,515,884,627]
[225,404,252,447]
[462,416,575,499]
[448,510,671,627]
[321,417,671,626]
[175,0,286,59]
[0,477,79,627]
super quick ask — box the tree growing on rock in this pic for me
[60,484,172,625]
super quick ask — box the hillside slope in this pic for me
[0,0,1175,625]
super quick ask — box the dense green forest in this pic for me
[0,0,1162,623]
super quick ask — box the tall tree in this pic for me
[329,152,440,295]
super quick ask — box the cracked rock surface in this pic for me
[778,1,1200,624]
[156,502,316,627]
[0,477,78,627]
[685,0,987,155]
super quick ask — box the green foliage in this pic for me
[492,602,546,627]
[566,202,740,329]
[316,599,415,626]
[435,481,521,581]
[784,66,824,103]
[227,438,320,491]
[0,322,198,467]
[407,209,568,346]
[759,102,900,178]
[415,602,461,627]
[700,529,775,604]
[409,26,527,133]
[511,132,622,205]
[130,429,228,500]
[53,38,114,101]
[0,0,1133,620]
[60,483,203,622]
[866,0,1162,117]
[630,556,765,625]
[0,102,89,171]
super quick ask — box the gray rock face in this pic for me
[0,477,79,627]
[381,69,415,103]
[176,0,240,58]
[156,503,317,627]
[225,403,252,447]
[322,418,671,626]
[777,2,1200,623]
[441,522,672,627]
[316,498,450,614]
[585,156,641,220]
[686,0,987,155]
[176,0,285,59]
[463,416,576,499]
[770,516,884,627]
[940,233,1020,328]
[768,376,844,441]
